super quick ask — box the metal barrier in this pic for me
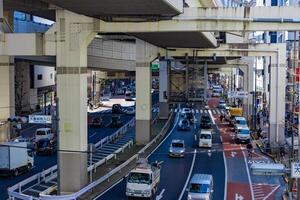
[39,111,174,200]
[8,118,135,200]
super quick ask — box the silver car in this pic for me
[169,139,185,157]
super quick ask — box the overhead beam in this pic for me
[97,6,300,32]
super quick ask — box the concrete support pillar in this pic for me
[0,0,3,19]
[0,56,15,120]
[204,61,208,103]
[269,51,286,146]
[263,57,270,105]
[159,60,169,119]
[135,39,157,145]
[55,10,95,194]
[242,58,254,120]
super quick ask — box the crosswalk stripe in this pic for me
[196,109,199,114]
[200,110,203,114]
[192,109,195,113]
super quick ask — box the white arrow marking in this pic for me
[156,188,165,200]
[231,151,237,158]
[235,193,244,200]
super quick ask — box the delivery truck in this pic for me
[0,141,34,176]
[126,159,161,199]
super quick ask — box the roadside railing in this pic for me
[8,118,135,200]
[39,111,174,200]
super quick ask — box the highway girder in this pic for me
[96,6,300,33]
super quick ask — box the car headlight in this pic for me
[142,190,150,194]
[169,148,173,153]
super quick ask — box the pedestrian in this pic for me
[246,142,253,158]
[257,128,262,139]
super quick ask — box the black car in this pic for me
[112,104,123,114]
[89,117,103,128]
[109,115,123,128]
[178,119,191,131]
[36,138,57,156]
[200,115,212,129]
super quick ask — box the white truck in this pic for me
[0,141,34,176]
[126,159,161,199]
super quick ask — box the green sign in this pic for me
[151,63,159,71]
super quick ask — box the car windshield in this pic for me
[238,129,249,134]
[189,183,210,193]
[36,131,46,136]
[201,116,210,122]
[181,120,189,124]
[237,120,247,125]
[200,134,212,139]
[172,142,184,148]
[128,172,150,184]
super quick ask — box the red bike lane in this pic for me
[209,98,253,200]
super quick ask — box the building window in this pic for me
[37,74,43,80]
[50,73,53,79]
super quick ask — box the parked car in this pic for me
[169,139,185,157]
[109,115,123,128]
[36,138,57,156]
[125,107,135,115]
[89,117,103,128]
[178,119,191,131]
[112,104,123,114]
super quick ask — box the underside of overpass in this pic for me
[1,1,299,197]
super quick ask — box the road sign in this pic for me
[29,115,52,124]
[228,91,248,98]
[291,162,300,178]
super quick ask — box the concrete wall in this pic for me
[33,65,55,88]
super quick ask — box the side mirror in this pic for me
[211,189,214,193]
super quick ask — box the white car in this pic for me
[198,129,213,148]
[169,139,185,157]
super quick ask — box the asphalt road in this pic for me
[96,104,226,200]
[1,92,159,199]
[0,113,132,200]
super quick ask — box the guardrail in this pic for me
[8,118,135,200]
[39,111,174,200]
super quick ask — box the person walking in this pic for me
[246,142,253,159]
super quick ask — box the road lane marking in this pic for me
[223,151,228,200]
[89,132,97,138]
[242,149,254,200]
[178,149,197,200]
[208,109,215,125]
[156,188,165,200]
[93,107,180,200]
[262,185,280,200]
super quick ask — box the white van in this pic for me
[198,130,213,148]
[187,174,214,200]
[35,128,54,142]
